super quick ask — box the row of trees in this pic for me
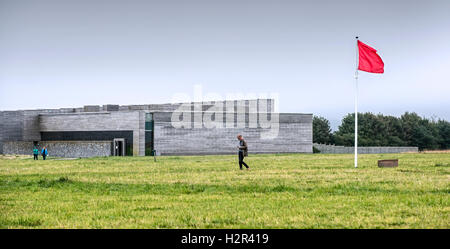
[313,112,450,150]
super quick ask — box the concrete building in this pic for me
[0,99,312,157]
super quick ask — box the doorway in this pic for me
[113,138,125,156]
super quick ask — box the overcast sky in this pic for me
[1,0,449,129]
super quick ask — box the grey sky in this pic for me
[1,0,449,129]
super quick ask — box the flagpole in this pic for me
[354,36,359,168]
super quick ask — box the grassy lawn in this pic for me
[0,153,448,229]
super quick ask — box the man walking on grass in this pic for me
[237,134,250,170]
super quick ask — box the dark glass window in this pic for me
[145,131,153,156]
[145,122,153,131]
[145,113,153,122]
[145,113,154,156]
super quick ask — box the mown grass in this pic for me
[0,153,448,228]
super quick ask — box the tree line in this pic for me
[313,112,450,150]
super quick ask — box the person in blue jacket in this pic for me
[41,146,48,160]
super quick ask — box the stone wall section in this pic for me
[3,141,111,158]
[313,143,418,154]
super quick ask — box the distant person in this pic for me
[41,146,48,160]
[237,134,250,170]
[33,147,39,160]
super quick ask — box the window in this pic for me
[145,122,153,131]
[145,113,153,122]
[145,113,154,156]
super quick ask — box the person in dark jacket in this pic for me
[41,146,48,160]
[237,134,250,170]
[33,147,39,160]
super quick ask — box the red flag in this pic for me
[357,40,384,73]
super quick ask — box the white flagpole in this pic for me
[354,36,359,168]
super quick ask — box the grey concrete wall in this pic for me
[0,109,80,154]
[118,99,274,113]
[153,112,312,155]
[313,143,418,154]
[35,99,281,156]
[23,110,43,141]
[39,111,140,131]
[0,98,305,157]
[1,111,24,142]
[0,111,24,154]
[3,141,112,158]
[39,111,143,156]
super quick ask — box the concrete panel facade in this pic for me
[1,99,312,156]
[153,112,312,155]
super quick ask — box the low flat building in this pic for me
[0,99,312,157]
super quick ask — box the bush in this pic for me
[332,112,450,150]
[313,116,333,144]
[313,146,321,153]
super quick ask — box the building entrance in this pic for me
[113,138,125,156]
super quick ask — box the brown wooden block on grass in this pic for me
[378,159,398,168]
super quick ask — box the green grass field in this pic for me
[0,153,448,229]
